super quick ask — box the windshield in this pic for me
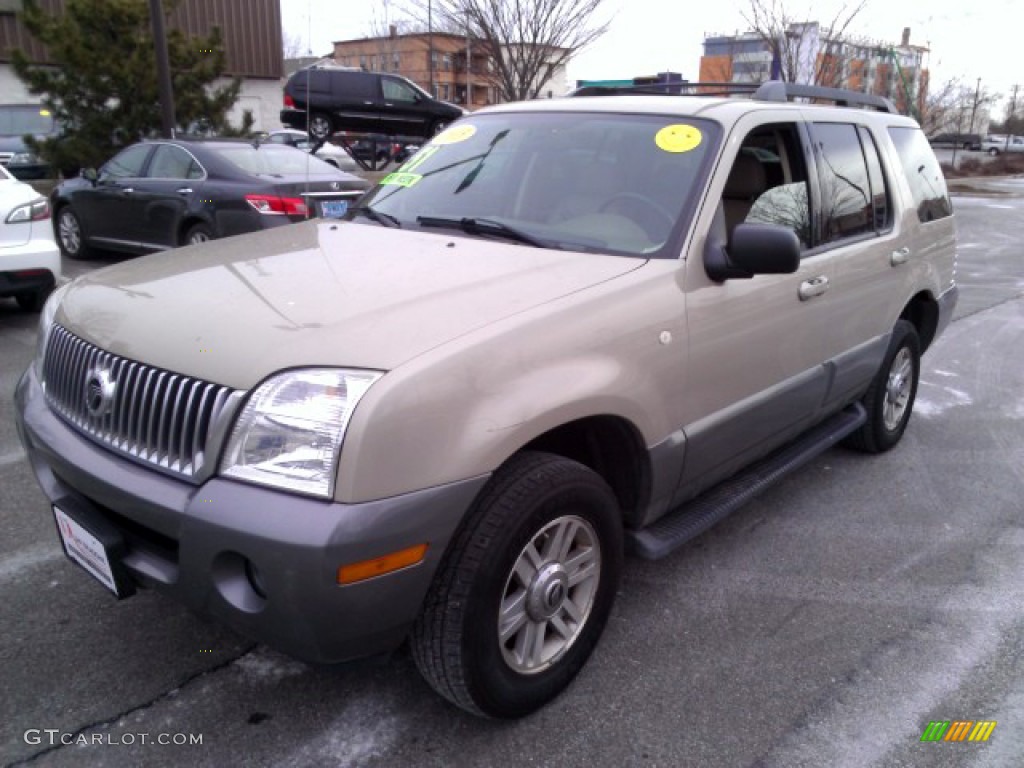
[0,106,55,136]
[212,144,340,176]
[352,111,718,257]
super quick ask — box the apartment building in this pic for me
[332,29,568,109]
[699,25,928,118]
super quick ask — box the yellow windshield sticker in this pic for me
[380,172,422,188]
[656,124,702,153]
[431,124,476,145]
[39,109,51,117]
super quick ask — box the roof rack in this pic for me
[752,81,896,113]
[569,80,897,114]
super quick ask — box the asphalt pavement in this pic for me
[1,181,1023,767]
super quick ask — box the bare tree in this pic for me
[282,31,309,60]
[740,0,867,85]
[406,0,611,102]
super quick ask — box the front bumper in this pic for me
[15,366,488,663]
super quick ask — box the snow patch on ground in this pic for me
[283,694,404,767]
[914,382,973,417]
[0,542,63,581]
[233,647,307,683]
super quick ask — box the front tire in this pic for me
[56,206,91,260]
[411,451,623,718]
[845,319,921,453]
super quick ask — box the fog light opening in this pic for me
[245,558,268,599]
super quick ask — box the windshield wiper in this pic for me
[349,205,401,228]
[416,216,547,247]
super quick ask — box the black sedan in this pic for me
[51,138,369,259]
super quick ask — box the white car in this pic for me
[264,129,359,172]
[0,164,60,311]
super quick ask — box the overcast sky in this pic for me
[279,0,1020,113]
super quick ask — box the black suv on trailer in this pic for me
[281,65,464,141]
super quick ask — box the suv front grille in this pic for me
[41,324,238,480]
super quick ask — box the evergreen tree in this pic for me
[12,0,253,175]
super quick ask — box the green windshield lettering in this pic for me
[381,172,423,188]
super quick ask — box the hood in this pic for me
[57,220,644,390]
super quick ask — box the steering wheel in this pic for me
[598,193,675,239]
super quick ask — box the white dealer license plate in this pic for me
[53,505,126,597]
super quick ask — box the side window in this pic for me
[727,123,812,248]
[147,145,202,179]
[103,145,151,178]
[382,77,418,103]
[857,126,891,231]
[887,126,952,223]
[337,73,375,100]
[811,122,873,243]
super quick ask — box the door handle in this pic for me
[363,101,374,105]
[891,247,910,266]
[121,187,134,194]
[176,187,192,195]
[798,275,829,301]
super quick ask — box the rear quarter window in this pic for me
[887,127,952,223]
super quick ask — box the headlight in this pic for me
[220,368,382,498]
[34,281,69,379]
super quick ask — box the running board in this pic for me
[627,403,867,560]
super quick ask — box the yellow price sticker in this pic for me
[431,124,477,145]
[655,124,702,153]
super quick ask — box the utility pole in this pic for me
[465,12,471,109]
[149,0,176,138]
[1008,84,1020,141]
[428,0,435,97]
[968,76,982,134]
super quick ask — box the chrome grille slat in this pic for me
[40,325,237,481]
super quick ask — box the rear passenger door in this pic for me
[132,144,205,249]
[805,120,903,407]
[330,72,380,133]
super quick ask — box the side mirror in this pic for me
[704,222,800,282]
[82,167,98,184]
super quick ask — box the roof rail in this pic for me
[569,79,898,113]
[753,81,897,113]
[569,81,760,98]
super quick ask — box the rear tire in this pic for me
[15,282,53,312]
[308,113,333,141]
[844,319,921,453]
[183,222,214,246]
[411,451,623,718]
